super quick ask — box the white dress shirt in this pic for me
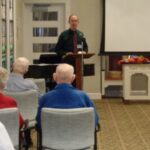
[0,122,15,150]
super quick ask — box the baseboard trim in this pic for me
[87,93,102,100]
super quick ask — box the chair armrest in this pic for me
[21,119,37,132]
[96,123,101,132]
[20,119,29,132]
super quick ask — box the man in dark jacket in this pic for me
[55,14,88,56]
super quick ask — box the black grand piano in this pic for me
[24,54,62,91]
[25,53,95,91]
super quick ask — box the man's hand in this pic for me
[62,52,73,59]
[77,51,86,54]
[66,52,74,55]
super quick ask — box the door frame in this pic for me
[23,0,70,29]
[21,0,70,62]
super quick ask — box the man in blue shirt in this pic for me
[36,63,99,128]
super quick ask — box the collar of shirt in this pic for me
[10,73,24,79]
[54,83,74,90]
[69,28,77,34]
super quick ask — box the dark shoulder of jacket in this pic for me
[60,29,70,40]
[77,30,84,38]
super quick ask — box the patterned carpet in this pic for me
[29,99,150,150]
[95,99,150,150]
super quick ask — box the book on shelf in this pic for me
[2,21,6,36]
[9,8,13,20]
[9,22,14,36]
[1,6,6,19]
[2,0,6,6]
[9,0,13,8]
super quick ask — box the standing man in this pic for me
[55,14,88,56]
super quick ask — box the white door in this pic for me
[22,3,65,63]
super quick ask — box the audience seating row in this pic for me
[0,107,96,150]
[1,78,98,150]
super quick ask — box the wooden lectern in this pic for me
[64,53,94,90]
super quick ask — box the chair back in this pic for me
[41,107,95,150]
[33,78,46,94]
[0,108,19,148]
[4,90,38,120]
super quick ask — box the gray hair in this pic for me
[13,57,30,74]
[55,63,75,83]
[0,67,8,89]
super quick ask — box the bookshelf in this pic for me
[0,0,15,70]
[101,55,123,96]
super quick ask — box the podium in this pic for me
[26,53,94,91]
[64,53,94,90]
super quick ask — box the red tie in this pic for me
[73,31,77,52]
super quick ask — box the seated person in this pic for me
[0,67,24,127]
[0,122,15,150]
[0,66,32,148]
[6,57,39,93]
[36,63,99,128]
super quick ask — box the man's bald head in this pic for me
[68,14,79,31]
[13,57,30,75]
[53,64,75,84]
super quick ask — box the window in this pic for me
[33,11,58,21]
[33,27,58,37]
[33,43,56,52]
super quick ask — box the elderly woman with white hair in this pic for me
[0,67,24,127]
[5,57,39,148]
[6,57,39,92]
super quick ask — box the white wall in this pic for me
[15,0,23,57]
[15,0,103,97]
[70,0,103,95]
